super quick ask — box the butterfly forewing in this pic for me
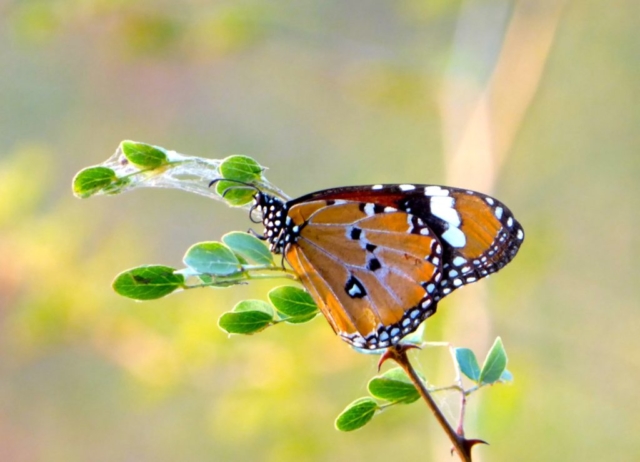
[290,184,524,298]
[408,187,524,294]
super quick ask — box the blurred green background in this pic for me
[1,0,638,461]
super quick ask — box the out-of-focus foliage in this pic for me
[9,1,268,57]
[1,0,639,461]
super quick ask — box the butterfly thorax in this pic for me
[254,192,299,254]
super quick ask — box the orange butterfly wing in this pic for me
[286,185,524,299]
[284,200,442,349]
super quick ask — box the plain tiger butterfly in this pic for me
[251,184,524,350]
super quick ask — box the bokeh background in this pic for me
[1,0,638,461]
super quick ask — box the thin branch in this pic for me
[383,345,485,462]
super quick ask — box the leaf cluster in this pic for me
[336,339,511,432]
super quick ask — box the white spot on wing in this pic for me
[424,185,449,196]
[495,206,503,220]
[384,206,397,212]
[372,184,383,190]
[517,229,524,240]
[430,196,461,227]
[348,284,362,297]
[364,203,375,216]
[452,256,467,266]
[442,227,467,248]
[399,184,415,191]
[485,197,495,205]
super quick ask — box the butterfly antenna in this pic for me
[248,202,263,224]
[246,228,266,241]
[208,178,260,198]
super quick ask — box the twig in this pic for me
[381,344,485,462]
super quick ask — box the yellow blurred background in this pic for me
[1,1,638,461]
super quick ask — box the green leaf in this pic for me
[455,348,481,382]
[220,155,262,182]
[222,231,274,265]
[215,180,255,206]
[268,286,318,318]
[368,368,420,404]
[183,242,242,276]
[112,265,184,300]
[279,312,318,324]
[101,176,132,195]
[233,299,275,317]
[120,140,168,169]
[335,398,379,432]
[218,310,273,335]
[500,369,514,382]
[216,156,262,205]
[479,337,508,385]
[72,166,118,198]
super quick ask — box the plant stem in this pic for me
[385,345,475,462]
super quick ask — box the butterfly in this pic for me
[251,184,524,350]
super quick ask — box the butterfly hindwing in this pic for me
[284,200,441,349]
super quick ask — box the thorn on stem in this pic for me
[378,343,421,371]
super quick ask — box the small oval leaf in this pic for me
[233,299,275,317]
[335,398,379,432]
[121,140,168,169]
[479,337,508,385]
[368,368,420,404]
[220,155,263,182]
[184,242,242,276]
[280,312,318,324]
[455,348,481,382]
[72,166,118,198]
[268,286,319,318]
[218,311,273,335]
[112,265,184,300]
[215,180,256,206]
[222,232,274,265]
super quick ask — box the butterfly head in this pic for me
[253,192,298,254]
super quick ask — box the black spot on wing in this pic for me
[350,227,362,240]
[367,258,382,272]
[345,275,367,299]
